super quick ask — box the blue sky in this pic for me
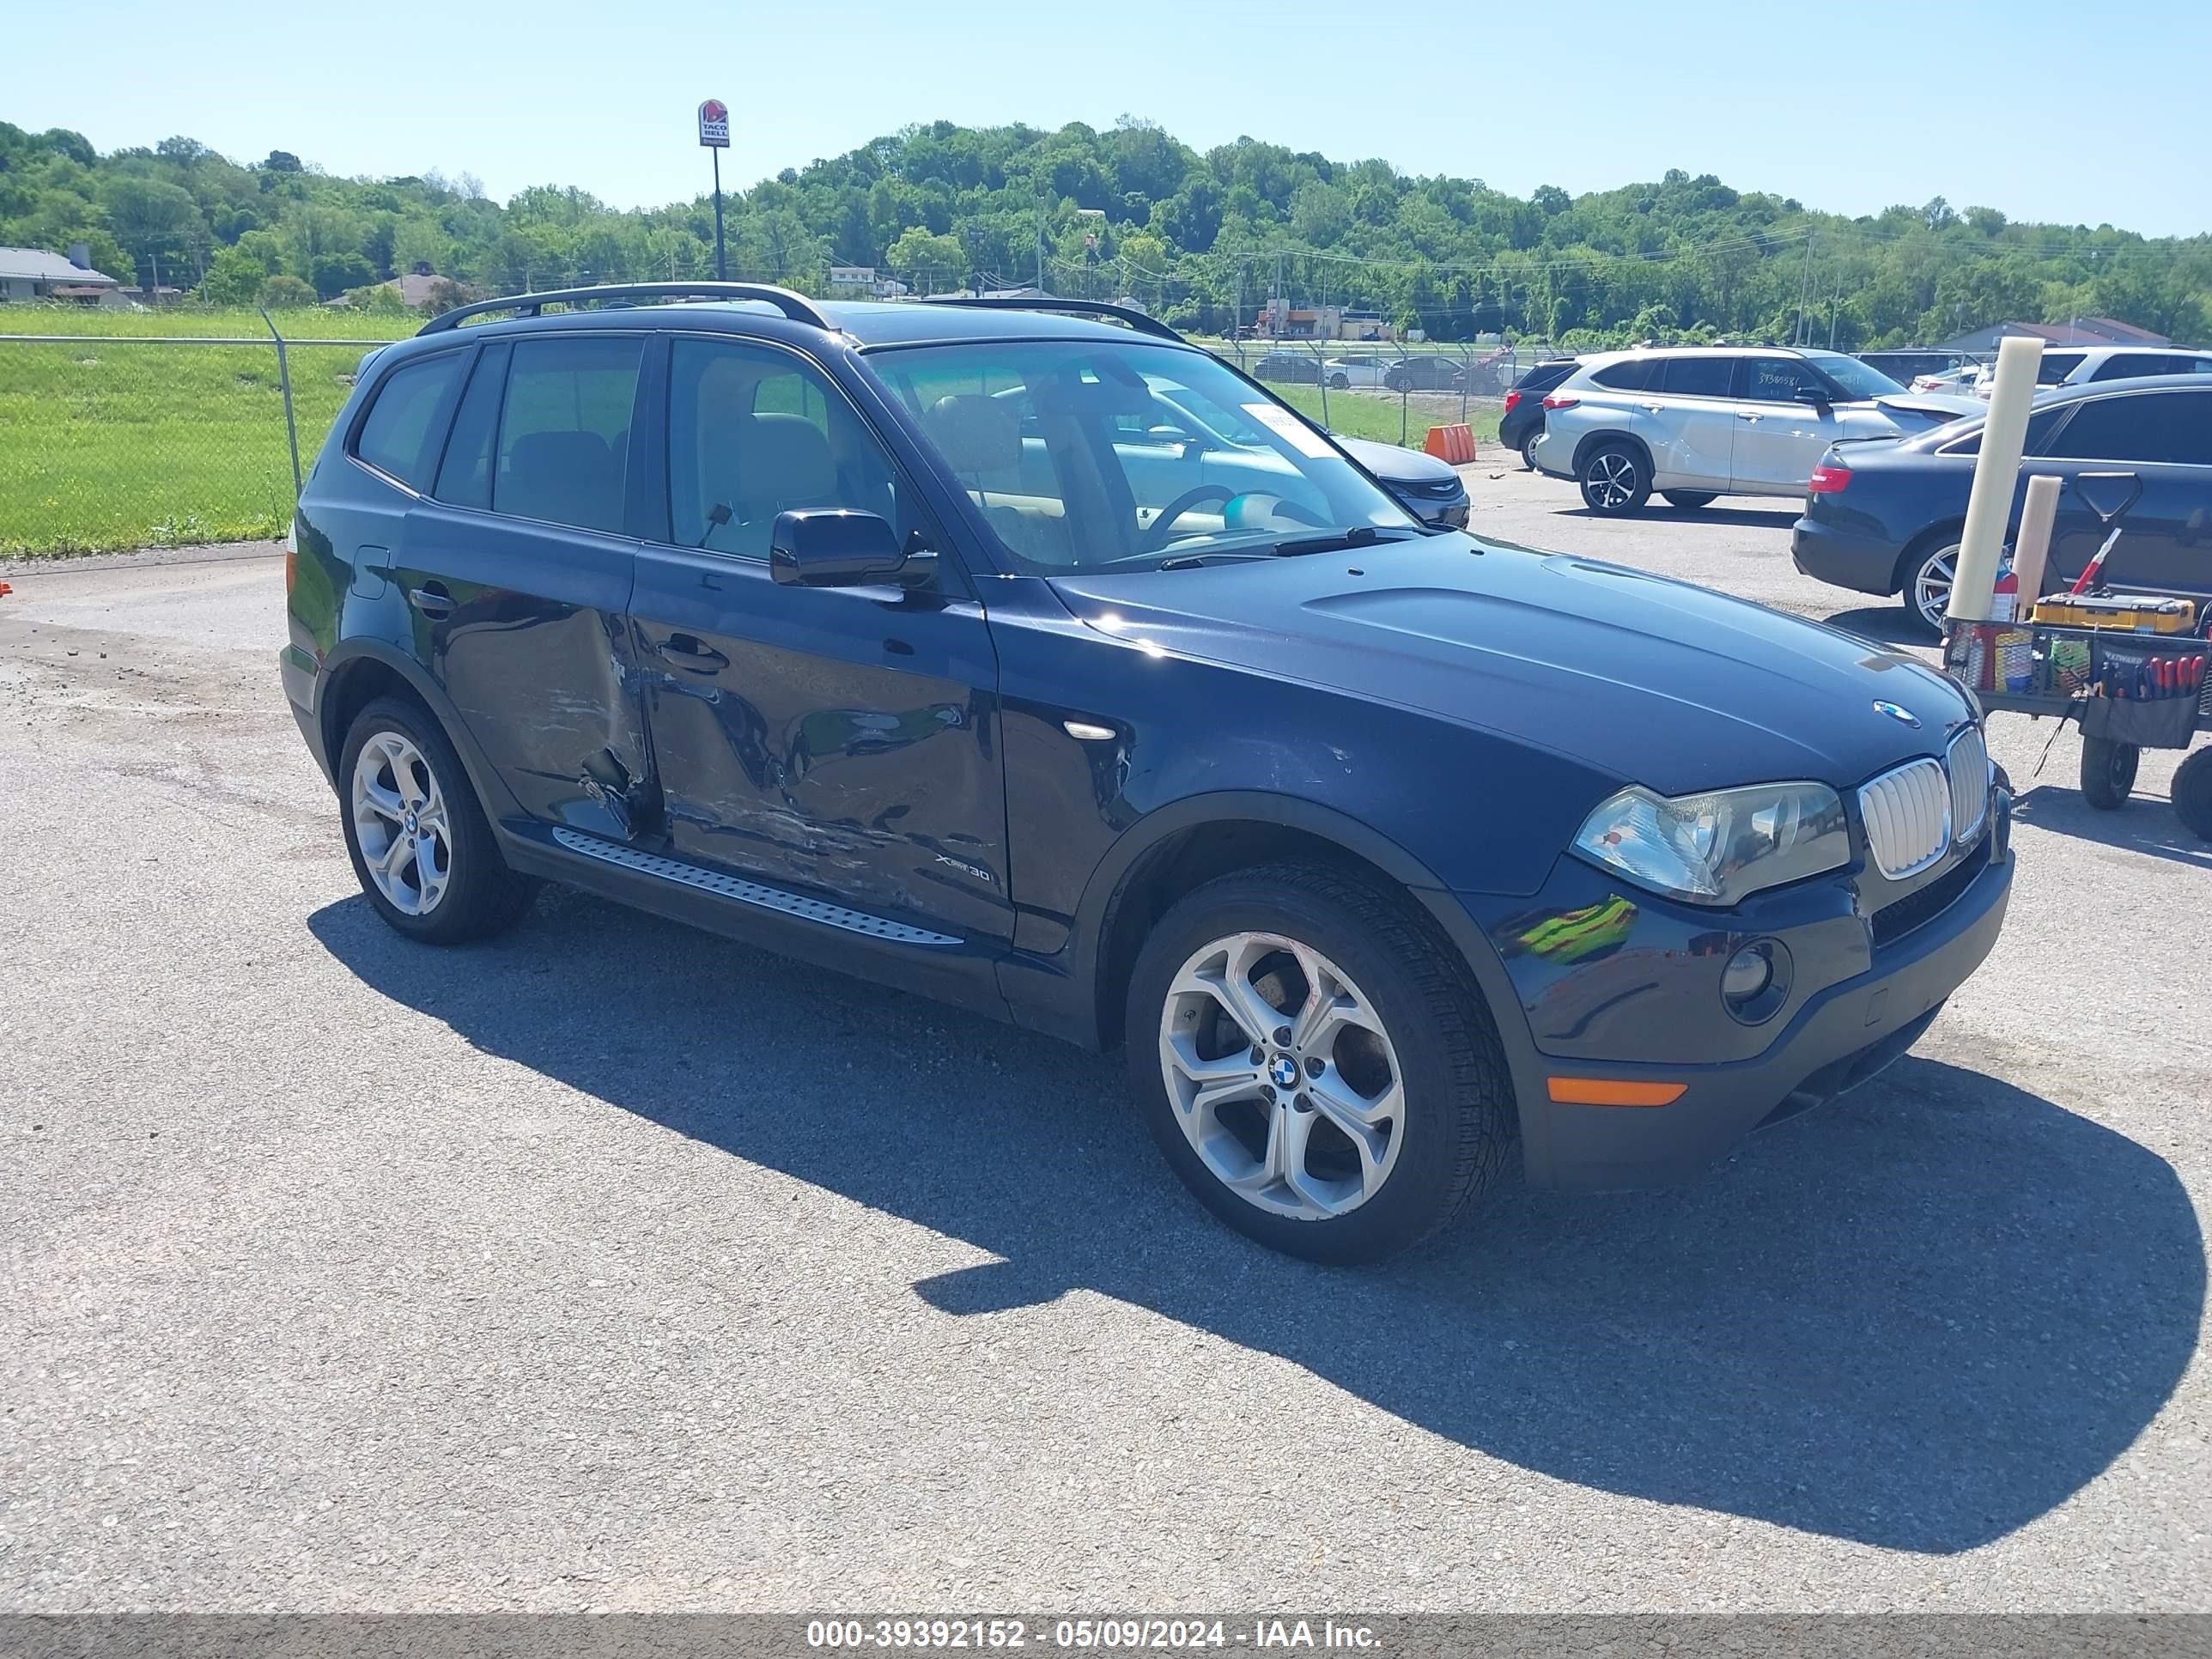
[6,0,2208,236]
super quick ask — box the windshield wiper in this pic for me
[1267,525,1425,558]
[1157,550,1278,570]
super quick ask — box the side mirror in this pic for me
[1793,385,1832,407]
[770,509,909,588]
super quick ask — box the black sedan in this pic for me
[1382,356,1467,392]
[1250,350,1321,385]
[1498,359,1580,471]
[1792,374,2212,636]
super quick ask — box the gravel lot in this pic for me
[3,470,2208,1613]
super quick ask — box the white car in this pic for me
[1531,346,1981,514]
[1320,354,1391,390]
[1968,343,2212,398]
[1911,364,1987,396]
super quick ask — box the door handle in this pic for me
[407,583,454,618]
[1737,411,1762,422]
[654,633,729,672]
[1640,403,1664,413]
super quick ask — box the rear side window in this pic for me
[2090,354,2189,382]
[1660,356,1735,398]
[492,337,644,533]
[2038,352,2086,385]
[2044,391,2212,465]
[1590,359,1654,391]
[433,343,511,510]
[1942,408,2063,457]
[352,351,468,491]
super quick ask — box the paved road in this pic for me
[3,488,2208,1613]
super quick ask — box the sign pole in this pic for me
[712,148,726,280]
[697,98,732,282]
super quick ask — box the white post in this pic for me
[2010,473,2063,610]
[1946,334,2044,623]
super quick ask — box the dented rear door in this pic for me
[397,333,653,841]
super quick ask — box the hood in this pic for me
[1335,434,1456,486]
[1050,537,1972,797]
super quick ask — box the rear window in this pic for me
[1589,359,1654,391]
[1511,361,1577,394]
[1939,407,2063,457]
[1660,356,1735,398]
[352,350,469,491]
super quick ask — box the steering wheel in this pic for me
[1137,483,1239,556]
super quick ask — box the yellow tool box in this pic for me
[2028,592,2198,633]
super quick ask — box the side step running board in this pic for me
[549,828,961,947]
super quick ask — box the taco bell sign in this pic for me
[697,99,731,149]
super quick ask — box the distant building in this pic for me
[0,244,124,302]
[1255,300,1393,342]
[332,262,464,310]
[1940,317,2172,353]
[827,265,876,290]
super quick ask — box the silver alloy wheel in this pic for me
[1522,430,1540,471]
[350,730,453,916]
[1584,450,1638,508]
[1158,931,1406,1222]
[1913,543,1960,634]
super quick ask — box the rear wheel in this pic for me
[1662,490,1717,510]
[1520,429,1541,471]
[1328,372,1350,390]
[339,696,538,944]
[2079,736,2140,811]
[1125,864,1513,1264]
[2172,747,2212,842]
[1904,538,1961,639]
[1579,443,1650,514]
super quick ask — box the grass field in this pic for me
[1,307,416,556]
[1,305,1498,557]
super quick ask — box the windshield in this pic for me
[1811,354,1907,401]
[866,338,1414,573]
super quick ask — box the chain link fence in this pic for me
[0,304,1559,557]
[0,312,403,556]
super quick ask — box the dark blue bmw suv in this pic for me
[282,283,2014,1263]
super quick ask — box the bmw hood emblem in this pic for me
[1873,700,1921,729]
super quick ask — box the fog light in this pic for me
[1721,945,1773,1002]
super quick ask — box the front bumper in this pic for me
[1457,791,2014,1194]
[1791,514,1906,597]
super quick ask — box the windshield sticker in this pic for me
[1242,403,1336,459]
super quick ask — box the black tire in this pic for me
[2079,736,2140,811]
[1662,490,1717,510]
[2172,747,2212,842]
[1123,863,1514,1265]
[1328,372,1350,390]
[1520,429,1541,471]
[1578,442,1650,514]
[338,695,539,944]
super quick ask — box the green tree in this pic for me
[256,273,316,307]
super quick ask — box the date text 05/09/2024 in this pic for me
[805,1619,1382,1650]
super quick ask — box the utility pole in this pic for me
[1827,268,1844,349]
[1794,231,1814,344]
[1232,260,1243,343]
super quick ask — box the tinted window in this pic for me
[2090,354,2189,382]
[1942,408,2064,456]
[1511,361,1577,394]
[1660,356,1735,398]
[1807,354,1905,400]
[353,351,468,490]
[2038,352,2086,385]
[2043,391,2212,465]
[1590,359,1654,391]
[1737,356,1828,403]
[433,343,510,509]
[492,337,642,532]
[668,338,919,557]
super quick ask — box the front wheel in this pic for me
[1579,443,1650,514]
[2172,747,2212,842]
[2080,736,2140,811]
[1125,864,1514,1264]
[339,696,539,943]
[1662,490,1717,510]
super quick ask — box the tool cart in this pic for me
[1941,471,2212,841]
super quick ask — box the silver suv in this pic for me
[1532,347,1978,514]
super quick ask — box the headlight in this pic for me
[1572,781,1850,907]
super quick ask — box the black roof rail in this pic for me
[915,294,1185,343]
[416,281,831,337]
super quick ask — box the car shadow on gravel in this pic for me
[311,889,2203,1558]
[1820,605,1929,650]
[2010,781,2212,870]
